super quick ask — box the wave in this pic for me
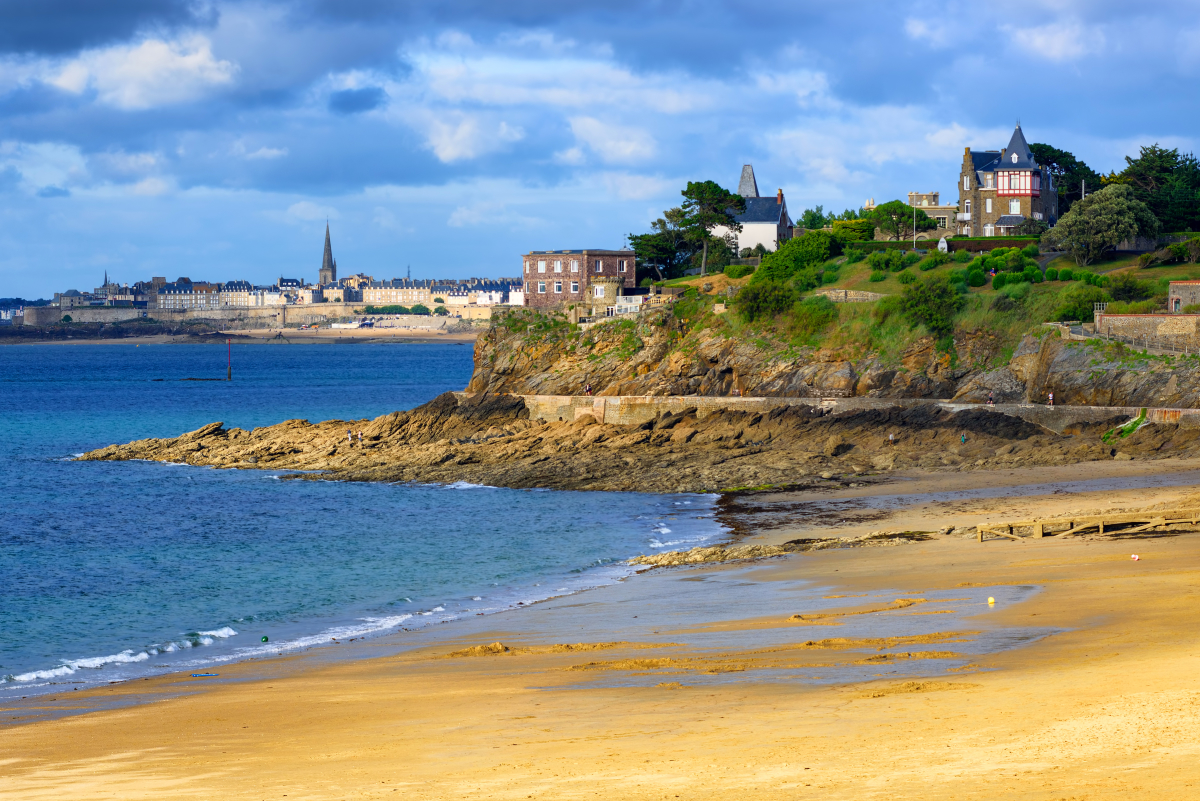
[443,481,499,490]
[8,648,152,683]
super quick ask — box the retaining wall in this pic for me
[1094,313,1200,347]
[458,392,1200,433]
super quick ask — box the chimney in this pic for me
[776,188,783,204]
[964,146,970,156]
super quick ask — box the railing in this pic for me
[956,212,971,221]
[1095,330,1196,355]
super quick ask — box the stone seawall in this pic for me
[456,392,1200,434]
[23,303,494,329]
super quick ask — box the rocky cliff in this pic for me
[468,309,1200,409]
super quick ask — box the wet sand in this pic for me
[4,461,1200,799]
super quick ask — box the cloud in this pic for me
[285,200,339,222]
[36,185,70,197]
[447,199,540,228]
[0,140,88,194]
[408,113,525,162]
[0,0,204,55]
[1006,20,1104,62]
[600,172,671,200]
[568,116,655,164]
[48,35,238,109]
[903,19,951,47]
[329,86,386,114]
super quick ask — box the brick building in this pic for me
[522,249,635,311]
[957,123,1058,237]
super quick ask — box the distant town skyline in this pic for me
[2,2,1198,296]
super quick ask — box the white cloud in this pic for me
[407,112,525,163]
[904,19,952,47]
[569,117,655,164]
[286,201,339,222]
[48,35,237,110]
[600,172,672,201]
[129,177,173,196]
[1006,21,1103,62]
[0,140,88,193]
[231,141,288,160]
[447,199,541,228]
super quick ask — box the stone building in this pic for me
[1168,281,1200,312]
[521,249,635,310]
[906,192,958,239]
[957,123,1058,237]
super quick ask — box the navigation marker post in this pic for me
[227,338,232,381]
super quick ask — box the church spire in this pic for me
[319,222,337,284]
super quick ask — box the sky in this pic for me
[1,1,1198,296]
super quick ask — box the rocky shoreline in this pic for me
[77,390,1200,494]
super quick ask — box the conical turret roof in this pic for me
[738,165,760,198]
[1003,124,1036,170]
[321,223,334,274]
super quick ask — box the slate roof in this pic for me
[735,197,786,225]
[321,224,334,274]
[1001,125,1037,170]
[996,215,1026,226]
[738,165,760,198]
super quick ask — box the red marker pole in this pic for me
[227,338,232,381]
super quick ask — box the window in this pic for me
[985,198,993,213]
[594,259,602,273]
[935,216,947,228]
[537,260,546,273]
[570,281,579,293]
[963,175,969,190]
[983,223,995,237]
[524,261,529,274]
[965,200,971,213]
[1011,152,1019,164]
[618,260,627,273]
[537,282,546,293]
[554,260,562,273]
[984,174,994,189]
[554,281,562,293]
[570,259,579,272]
[1033,174,1041,191]
[1009,199,1021,214]
[594,286,605,298]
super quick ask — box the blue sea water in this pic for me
[0,342,721,696]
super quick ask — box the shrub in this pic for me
[1107,271,1152,302]
[843,247,865,264]
[868,270,887,282]
[1003,282,1031,300]
[1058,266,1074,281]
[1022,266,1043,284]
[1106,299,1159,314]
[923,250,951,268]
[1005,250,1026,270]
[1183,303,1200,314]
[735,279,799,322]
[1021,243,1039,258]
[789,295,839,338]
[953,248,973,263]
[61,314,72,323]
[992,272,1007,290]
[831,218,876,242]
[990,247,1010,258]
[1053,284,1107,322]
[724,263,755,279]
[873,294,905,324]
[820,269,840,285]
[919,258,939,271]
[1044,268,1059,281]
[867,249,902,272]
[901,251,922,268]
[755,230,841,284]
[967,269,987,287]
[897,269,916,284]
[901,275,965,335]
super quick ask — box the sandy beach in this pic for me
[4,461,1200,800]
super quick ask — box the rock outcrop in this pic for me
[78,391,1200,493]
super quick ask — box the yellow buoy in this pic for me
[988,597,995,605]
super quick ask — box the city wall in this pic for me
[22,303,497,329]
[457,392,1196,434]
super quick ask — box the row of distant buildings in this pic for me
[49,225,524,316]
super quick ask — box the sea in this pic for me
[0,342,723,697]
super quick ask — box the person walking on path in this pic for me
[988,391,994,406]
[1048,391,1054,407]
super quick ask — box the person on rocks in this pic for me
[358,431,363,446]
[347,429,353,445]
[1048,392,1054,407]
[988,391,994,406]
[585,383,592,396]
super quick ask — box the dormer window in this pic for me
[1011,152,1019,164]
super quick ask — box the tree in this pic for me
[1030,143,1103,217]
[831,218,875,242]
[798,205,829,230]
[409,303,431,315]
[870,200,937,242]
[628,207,693,280]
[433,306,449,316]
[1013,217,1048,237]
[1040,184,1161,267]
[1106,144,1200,232]
[433,297,445,303]
[680,181,745,276]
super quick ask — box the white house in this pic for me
[711,165,793,253]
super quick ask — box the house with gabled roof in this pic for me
[712,165,794,253]
[956,123,1058,237]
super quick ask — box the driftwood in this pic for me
[976,508,1200,543]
